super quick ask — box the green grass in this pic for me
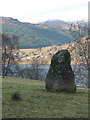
[2,77,89,118]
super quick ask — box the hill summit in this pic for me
[40,19,68,25]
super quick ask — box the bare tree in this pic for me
[2,34,19,78]
[68,21,90,87]
[30,58,42,80]
[18,57,46,80]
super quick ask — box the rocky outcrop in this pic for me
[45,49,76,92]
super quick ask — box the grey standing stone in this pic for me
[45,49,76,92]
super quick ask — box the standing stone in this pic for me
[45,49,76,92]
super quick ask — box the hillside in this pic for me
[16,38,88,65]
[2,77,88,118]
[1,17,73,48]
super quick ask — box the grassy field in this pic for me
[2,77,89,118]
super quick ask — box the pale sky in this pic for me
[0,0,89,23]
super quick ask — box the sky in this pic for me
[0,0,89,23]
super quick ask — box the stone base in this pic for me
[46,83,76,93]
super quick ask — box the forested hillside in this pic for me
[1,17,74,48]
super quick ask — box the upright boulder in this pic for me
[45,49,76,92]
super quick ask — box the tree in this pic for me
[30,58,42,80]
[2,34,19,78]
[18,57,46,80]
[69,21,90,87]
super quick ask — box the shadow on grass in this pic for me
[32,87,88,95]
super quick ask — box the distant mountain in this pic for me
[0,17,21,24]
[40,20,68,25]
[1,17,74,48]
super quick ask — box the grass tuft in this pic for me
[11,91,22,101]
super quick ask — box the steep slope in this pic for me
[1,17,74,48]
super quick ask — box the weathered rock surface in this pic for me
[45,49,76,92]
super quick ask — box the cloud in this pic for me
[0,0,88,23]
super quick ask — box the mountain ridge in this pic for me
[1,17,74,48]
[0,17,68,25]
